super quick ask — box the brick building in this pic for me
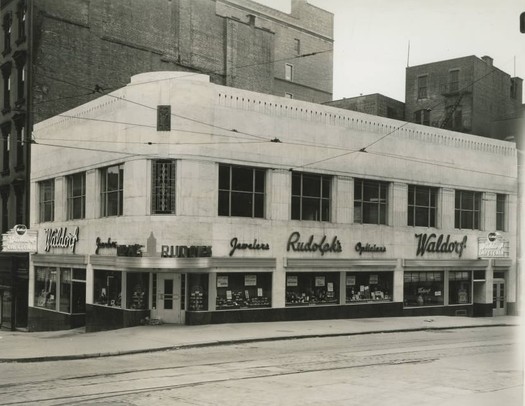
[405,55,522,140]
[324,93,405,121]
[0,0,334,329]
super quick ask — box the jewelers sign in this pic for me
[1,225,37,253]
[478,233,509,258]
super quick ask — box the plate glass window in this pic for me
[354,179,388,225]
[101,164,123,217]
[291,172,331,221]
[67,172,86,220]
[454,190,481,230]
[408,185,437,227]
[218,164,265,218]
[39,179,54,222]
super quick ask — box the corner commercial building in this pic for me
[0,0,333,329]
[29,72,517,331]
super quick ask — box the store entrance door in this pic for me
[157,273,183,324]
[492,278,506,316]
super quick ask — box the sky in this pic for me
[254,0,525,102]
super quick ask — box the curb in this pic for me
[1,322,518,363]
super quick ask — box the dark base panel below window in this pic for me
[402,305,473,317]
[28,307,85,332]
[473,303,493,317]
[186,302,404,325]
[507,302,518,316]
[85,304,150,332]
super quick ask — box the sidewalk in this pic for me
[0,315,520,363]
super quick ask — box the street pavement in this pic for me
[0,315,520,363]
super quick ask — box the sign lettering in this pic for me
[286,231,342,256]
[415,233,467,257]
[229,237,270,256]
[45,227,79,253]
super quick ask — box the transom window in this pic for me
[152,160,176,214]
[496,194,506,231]
[39,179,54,222]
[101,164,123,217]
[218,164,265,218]
[408,185,437,227]
[291,172,331,222]
[67,172,86,220]
[354,179,388,225]
[455,190,481,230]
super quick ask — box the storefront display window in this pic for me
[404,271,444,307]
[59,269,71,313]
[126,272,149,310]
[216,273,271,310]
[346,272,392,303]
[35,267,57,310]
[286,272,339,305]
[93,270,122,307]
[448,271,471,304]
[188,274,208,311]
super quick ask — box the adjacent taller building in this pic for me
[405,55,522,140]
[0,0,334,329]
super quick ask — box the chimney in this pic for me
[481,56,493,66]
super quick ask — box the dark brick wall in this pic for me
[405,55,522,139]
[325,94,405,120]
[31,0,333,123]
[28,306,85,331]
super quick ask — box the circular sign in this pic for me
[488,232,497,242]
[14,224,27,236]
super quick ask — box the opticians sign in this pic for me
[478,233,509,258]
[1,225,37,253]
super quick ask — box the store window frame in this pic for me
[403,271,445,307]
[216,272,272,310]
[67,172,86,220]
[345,271,393,303]
[496,194,506,232]
[407,185,438,227]
[285,272,340,306]
[152,159,176,214]
[39,179,55,223]
[218,164,265,218]
[454,189,481,230]
[354,178,389,225]
[34,267,86,314]
[448,271,472,305]
[100,164,123,217]
[291,171,331,222]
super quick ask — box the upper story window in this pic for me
[14,122,23,168]
[39,179,55,222]
[16,1,26,43]
[67,172,86,220]
[496,194,506,231]
[218,164,265,218]
[455,190,481,230]
[1,123,9,174]
[417,75,428,99]
[2,13,12,55]
[510,78,518,99]
[157,105,171,131]
[449,69,459,93]
[285,92,293,99]
[354,179,388,225]
[152,160,176,214]
[414,109,430,126]
[294,38,300,55]
[291,172,331,222]
[1,187,8,233]
[285,64,294,81]
[101,164,123,217]
[1,61,11,113]
[408,185,437,227]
